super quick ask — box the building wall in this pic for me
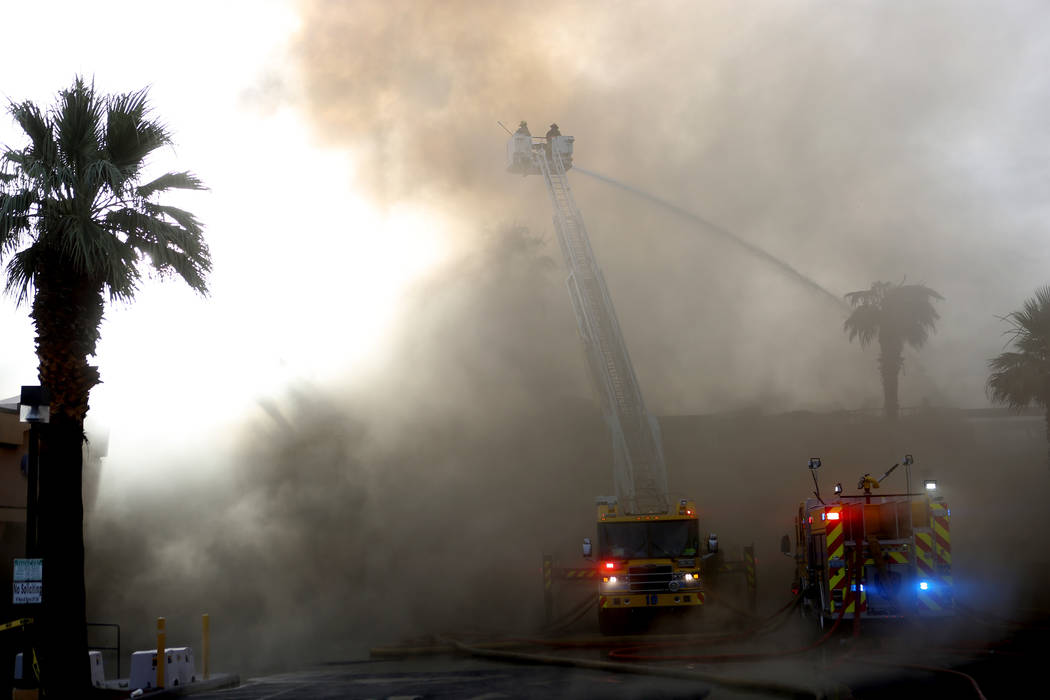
[0,409,28,633]
[0,410,27,522]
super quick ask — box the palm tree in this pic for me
[988,286,1050,468]
[0,78,209,696]
[843,281,942,421]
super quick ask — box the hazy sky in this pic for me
[0,0,446,483]
[3,0,1050,489]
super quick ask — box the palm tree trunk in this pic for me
[31,262,102,697]
[878,341,903,421]
[36,413,89,698]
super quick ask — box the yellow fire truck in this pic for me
[786,457,953,628]
[508,126,712,634]
[591,497,704,633]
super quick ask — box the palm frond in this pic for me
[987,352,1048,409]
[143,202,204,236]
[1,78,209,309]
[4,245,41,305]
[886,284,942,349]
[136,171,206,198]
[8,100,58,171]
[103,207,211,293]
[0,189,35,253]
[843,304,881,346]
[987,287,1050,411]
[104,88,170,174]
[54,77,104,175]
[843,280,941,351]
[86,158,127,196]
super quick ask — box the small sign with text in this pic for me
[13,581,42,604]
[13,558,42,604]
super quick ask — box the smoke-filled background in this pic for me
[284,0,1050,411]
[1,0,1049,678]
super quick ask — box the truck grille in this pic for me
[629,565,673,592]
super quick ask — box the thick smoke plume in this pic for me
[86,227,608,671]
[85,224,1050,677]
[286,0,1050,412]
[84,0,1050,682]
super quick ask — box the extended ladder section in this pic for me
[532,142,670,515]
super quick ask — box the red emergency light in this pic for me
[826,512,841,521]
[603,561,617,570]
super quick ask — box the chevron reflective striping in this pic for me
[915,532,935,575]
[918,593,943,613]
[933,520,950,550]
[826,509,844,560]
[933,512,951,568]
[863,551,908,565]
[844,587,867,614]
[932,509,953,601]
[745,546,755,590]
[824,508,847,613]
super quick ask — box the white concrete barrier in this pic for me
[89,650,105,688]
[13,651,104,687]
[129,647,197,690]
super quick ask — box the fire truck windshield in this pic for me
[598,520,700,559]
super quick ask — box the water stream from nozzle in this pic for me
[573,166,849,312]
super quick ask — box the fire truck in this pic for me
[786,456,953,628]
[590,498,703,633]
[505,124,706,633]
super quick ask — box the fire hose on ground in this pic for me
[371,553,989,699]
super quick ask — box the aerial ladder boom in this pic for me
[507,125,669,515]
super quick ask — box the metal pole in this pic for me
[542,555,553,625]
[156,617,166,689]
[25,422,38,558]
[744,544,757,613]
[906,462,914,532]
[202,613,210,680]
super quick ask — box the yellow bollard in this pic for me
[202,613,210,680]
[156,617,166,689]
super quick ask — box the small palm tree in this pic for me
[988,286,1050,469]
[0,77,209,695]
[844,281,942,421]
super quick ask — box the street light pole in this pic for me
[26,422,39,558]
